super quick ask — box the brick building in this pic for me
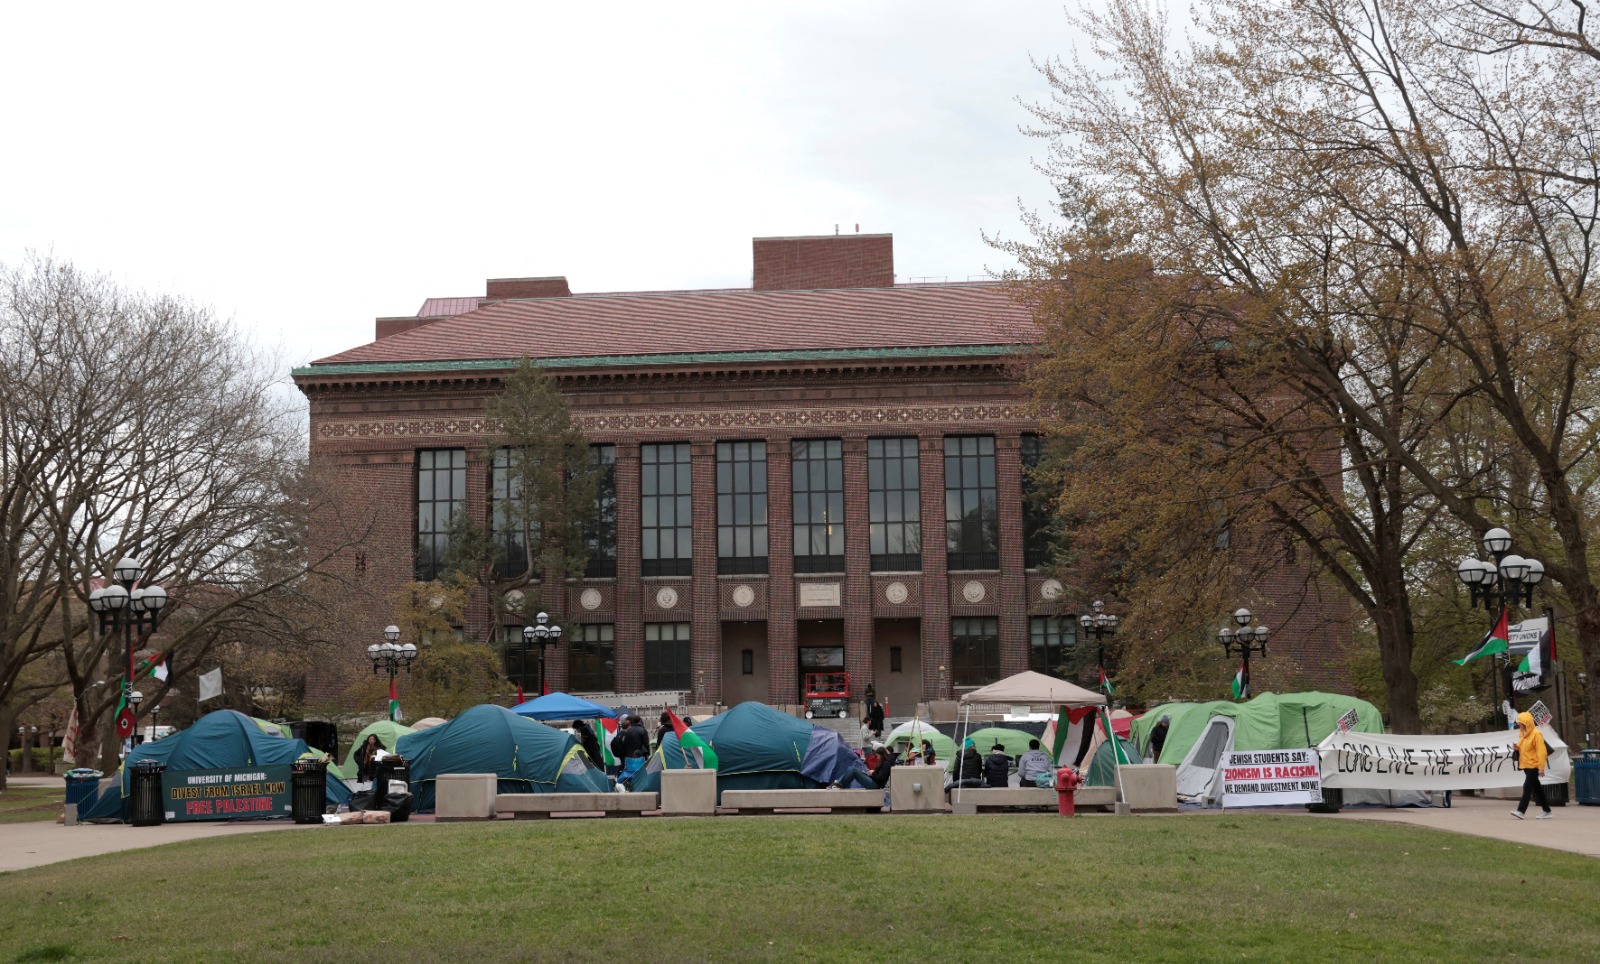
[294,233,1347,712]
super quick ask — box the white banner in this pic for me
[1510,617,1549,692]
[1318,725,1570,790]
[1221,749,1323,807]
[198,668,223,703]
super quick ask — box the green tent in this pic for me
[1129,691,1384,805]
[336,720,416,779]
[880,719,956,763]
[964,727,1037,762]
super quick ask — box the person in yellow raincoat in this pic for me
[1511,711,1553,820]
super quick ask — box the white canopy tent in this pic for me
[954,671,1113,804]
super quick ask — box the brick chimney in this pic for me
[752,234,894,291]
[485,276,572,300]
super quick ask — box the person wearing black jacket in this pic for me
[949,739,984,790]
[611,715,650,763]
[870,743,897,789]
[572,719,604,770]
[983,743,1011,788]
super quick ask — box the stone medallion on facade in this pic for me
[731,585,756,608]
[961,580,987,603]
[884,581,909,605]
[655,587,679,609]
[579,588,603,611]
[1040,579,1064,601]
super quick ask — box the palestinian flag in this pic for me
[1102,707,1133,765]
[667,707,718,770]
[1231,663,1247,701]
[1099,666,1114,695]
[595,717,617,767]
[1048,705,1073,764]
[1453,609,1510,666]
[114,688,135,739]
[388,678,401,722]
[135,651,168,682]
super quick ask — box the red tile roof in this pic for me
[416,296,485,317]
[317,283,1037,366]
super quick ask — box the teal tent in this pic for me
[631,701,871,800]
[395,704,608,811]
[1084,735,1143,787]
[81,710,350,822]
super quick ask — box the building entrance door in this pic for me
[873,618,921,715]
[722,622,769,705]
[796,619,845,704]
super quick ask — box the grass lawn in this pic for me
[0,785,62,825]
[1,814,1597,962]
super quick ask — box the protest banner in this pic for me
[1220,748,1322,808]
[1318,726,1569,791]
[162,766,292,822]
[1529,701,1553,727]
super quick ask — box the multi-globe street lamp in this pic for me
[1218,608,1270,701]
[522,612,563,696]
[368,625,418,722]
[87,557,169,751]
[1078,600,1118,695]
[1456,526,1544,727]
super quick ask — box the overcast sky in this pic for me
[0,3,1076,370]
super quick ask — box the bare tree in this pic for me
[0,255,373,781]
[1009,0,1600,728]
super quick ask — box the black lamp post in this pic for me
[127,691,143,743]
[87,557,168,752]
[367,625,418,722]
[1219,608,1270,701]
[1457,526,1544,728]
[523,612,563,696]
[1078,600,1119,696]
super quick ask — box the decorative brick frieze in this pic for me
[871,574,923,617]
[718,576,768,620]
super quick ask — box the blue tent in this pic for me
[82,710,350,822]
[395,703,609,811]
[510,691,619,721]
[631,701,872,800]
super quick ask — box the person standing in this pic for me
[866,699,885,739]
[572,719,604,770]
[1511,711,1553,820]
[1147,717,1170,763]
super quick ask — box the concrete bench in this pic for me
[720,789,885,814]
[495,792,658,819]
[949,786,1117,813]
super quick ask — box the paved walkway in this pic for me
[0,819,304,873]
[1325,795,1600,858]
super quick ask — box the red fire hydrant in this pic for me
[1056,766,1082,816]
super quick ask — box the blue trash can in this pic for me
[1575,749,1600,806]
[64,768,103,817]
